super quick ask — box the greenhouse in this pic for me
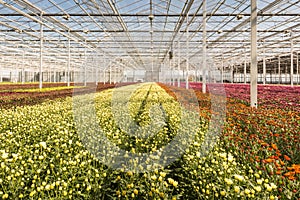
[0,0,299,199]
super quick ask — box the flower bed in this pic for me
[160,83,300,199]
[0,83,75,91]
[186,82,300,112]
[0,83,134,109]
[0,83,298,199]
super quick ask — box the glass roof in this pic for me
[0,0,299,72]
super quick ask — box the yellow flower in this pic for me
[173,181,178,187]
[2,194,8,199]
[168,178,174,185]
[254,186,262,192]
[133,189,138,195]
[29,191,36,197]
[224,178,233,185]
[244,189,250,195]
[151,175,157,180]
[86,185,91,191]
[220,191,226,196]
[266,185,272,192]
[234,186,240,193]
[127,171,133,176]
[270,195,275,200]
[159,192,164,198]
[159,172,166,177]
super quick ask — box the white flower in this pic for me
[1,152,9,159]
[270,183,277,189]
[219,153,227,159]
[228,155,234,162]
[40,142,47,149]
[224,178,233,185]
[234,174,244,182]
[12,153,18,159]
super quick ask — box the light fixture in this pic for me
[15,29,22,33]
[169,51,173,59]
[62,15,70,20]
[217,30,223,34]
[83,29,89,34]
[237,14,243,20]
[284,29,291,34]
[148,14,154,21]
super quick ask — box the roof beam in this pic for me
[1,13,300,17]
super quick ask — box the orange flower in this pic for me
[271,143,278,150]
[289,164,300,174]
[276,151,282,156]
[276,170,282,175]
[284,171,295,177]
[284,155,291,161]
[288,176,296,181]
[275,162,281,167]
[265,158,273,163]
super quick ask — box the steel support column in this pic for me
[244,52,247,84]
[0,63,2,82]
[202,0,207,93]
[221,56,224,83]
[96,58,98,85]
[178,40,181,87]
[250,0,258,108]
[39,14,43,89]
[278,56,281,84]
[297,54,299,85]
[186,12,189,89]
[291,36,294,86]
[263,47,266,85]
[84,47,87,86]
[22,50,25,84]
[67,31,71,87]
[109,64,112,84]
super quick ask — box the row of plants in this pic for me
[159,83,300,199]
[0,83,199,199]
[187,82,300,112]
[1,82,298,199]
[0,83,133,109]
[0,82,75,91]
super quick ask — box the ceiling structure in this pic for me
[0,0,300,76]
